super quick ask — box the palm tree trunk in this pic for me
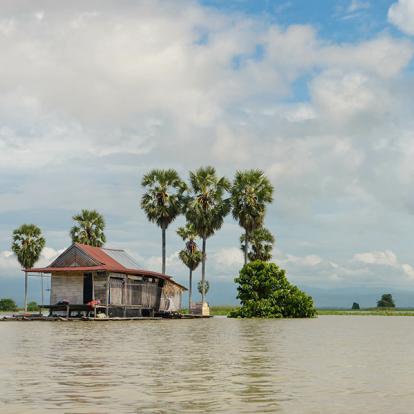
[244,228,248,265]
[162,227,166,274]
[201,236,206,303]
[189,268,193,313]
[24,270,28,312]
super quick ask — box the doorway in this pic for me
[83,273,93,303]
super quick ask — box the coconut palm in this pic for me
[70,209,106,247]
[141,169,186,274]
[240,227,275,262]
[11,224,46,312]
[231,169,273,265]
[177,223,203,311]
[185,166,230,303]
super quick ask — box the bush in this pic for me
[0,298,17,311]
[228,261,316,318]
[352,302,360,310]
[377,293,395,308]
[27,301,39,312]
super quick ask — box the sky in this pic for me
[2,0,414,307]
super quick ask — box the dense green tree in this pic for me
[185,166,230,303]
[0,298,17,312]
[141,169,186,274]
[70,209,106,247]
[177,223,203,311]
[240,227,275,262]
[11,224,46,312]
[352,302,360,310]
[27,301,39,312]
[197,280,210,296]
[231,170,273,265]
[229,261,315,318]
[377,293,395,308]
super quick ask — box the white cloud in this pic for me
[348,0,370,12]
[1,1,414,297]
[389,0,414,35]
[0,247,62,274]
[402,263,414,279]
[354,250,400,267]
[285,254,324,267]
[211,247,244,271]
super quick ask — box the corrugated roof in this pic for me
[102,248,141,269]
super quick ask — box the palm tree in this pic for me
[11,224,46,312]
[141,169,186,274]
[197,280,210,296]
[185,166,230,303]
[177,223,203,311]
[70,209,106,247]
[240,227,275,262]
[231,169,273,265]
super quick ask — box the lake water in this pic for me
[0,316,413,413]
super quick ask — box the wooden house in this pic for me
[29,243,186,318]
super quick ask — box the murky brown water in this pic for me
[1,316,414,413]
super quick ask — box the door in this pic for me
[83,273,93,304]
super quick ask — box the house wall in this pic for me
[50,272,83,304]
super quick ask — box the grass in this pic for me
[317,308,414,316]
[210,306,239,316]
[185,306,414,317]
[180,306,239,316]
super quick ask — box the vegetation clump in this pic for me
[141,169,186,274]
[229,261,315,318]
[27,301,39,311]
[352,302,360,310]
[0,298,17,312]
[177,223,203,311]
[12,224,46,312]
[185,167,230,302]
[70,209,106,247]
[197,280,210,296]
[377,293,395,308]
[240,227,275,262]
[230,169,273,265]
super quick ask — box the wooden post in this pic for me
[24,270,28,312]
[41,273,44,313]
[105,273,110,317]
[92,272,95,318]
[123,275,127,318]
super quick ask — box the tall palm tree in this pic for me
[177,223,203,311]
[240,227,275,262]
[70,209,106,247]
[141,169,186,274]
[11,224,46,312]
[231,169,273,265]
[185,166,230,303]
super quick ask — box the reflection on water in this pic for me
[1,316,414,413]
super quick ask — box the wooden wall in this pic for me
[50,272,83,304]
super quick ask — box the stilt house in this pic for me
[29,243,186,317]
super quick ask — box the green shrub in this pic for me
[352,302,360,310]
[377,293,395,308]
[0,298,17,311]
[27,301,39,312]
[228,261,315,318]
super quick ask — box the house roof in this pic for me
[28,243,186,290]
